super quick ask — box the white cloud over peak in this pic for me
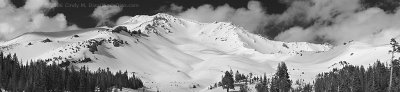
[172,1,269,33]
[167,0,400,45]
[0,0,73,41]
[91,5,122,27]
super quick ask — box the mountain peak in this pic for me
[120,13,177,25]
[0,13,340,92]
[154,13,176,18]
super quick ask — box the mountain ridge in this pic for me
[0,13,393,92]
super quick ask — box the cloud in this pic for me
[31,13,67,32]
[0,0,72,41]
[91,5,122,27]
[0,0,7,8]
[0,23,15,34]
[24,0,57,11]
[163,0,312,38]
[168,1,269,33]
[66,24,81,30]
[275,27,316,42]
[276,0,400,45]
[116,16,132,25]
[166,0,400,45]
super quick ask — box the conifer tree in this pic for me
[222,71,234,92]
[235,70,241,82]
[271,62,291,92]
[389,38,400,92]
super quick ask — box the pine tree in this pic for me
[392,59,400,91]
[389,38,400,92]
[222,71,234,92]
[235,70,241,82]
[0,52,3,88]
[255,82,269,92]
[271,62,291,92]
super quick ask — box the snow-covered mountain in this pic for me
[0,13,396,92]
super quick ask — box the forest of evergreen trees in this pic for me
[215,39,400,92]
[314,60,400,92]
[216,62,303,92]
[0,52,144,92]
[218,61,400,92]
[217,61,400,92]
[314,38,400,92]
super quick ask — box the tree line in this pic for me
[314,60,400,92]
[217,62,311,92]
[0,52,144,92]
[315,38,400,92]
[216,39,400,92]
[218,59,400,92]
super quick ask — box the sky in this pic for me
[0,0,400,45]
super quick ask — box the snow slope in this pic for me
[0,13,398,92]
